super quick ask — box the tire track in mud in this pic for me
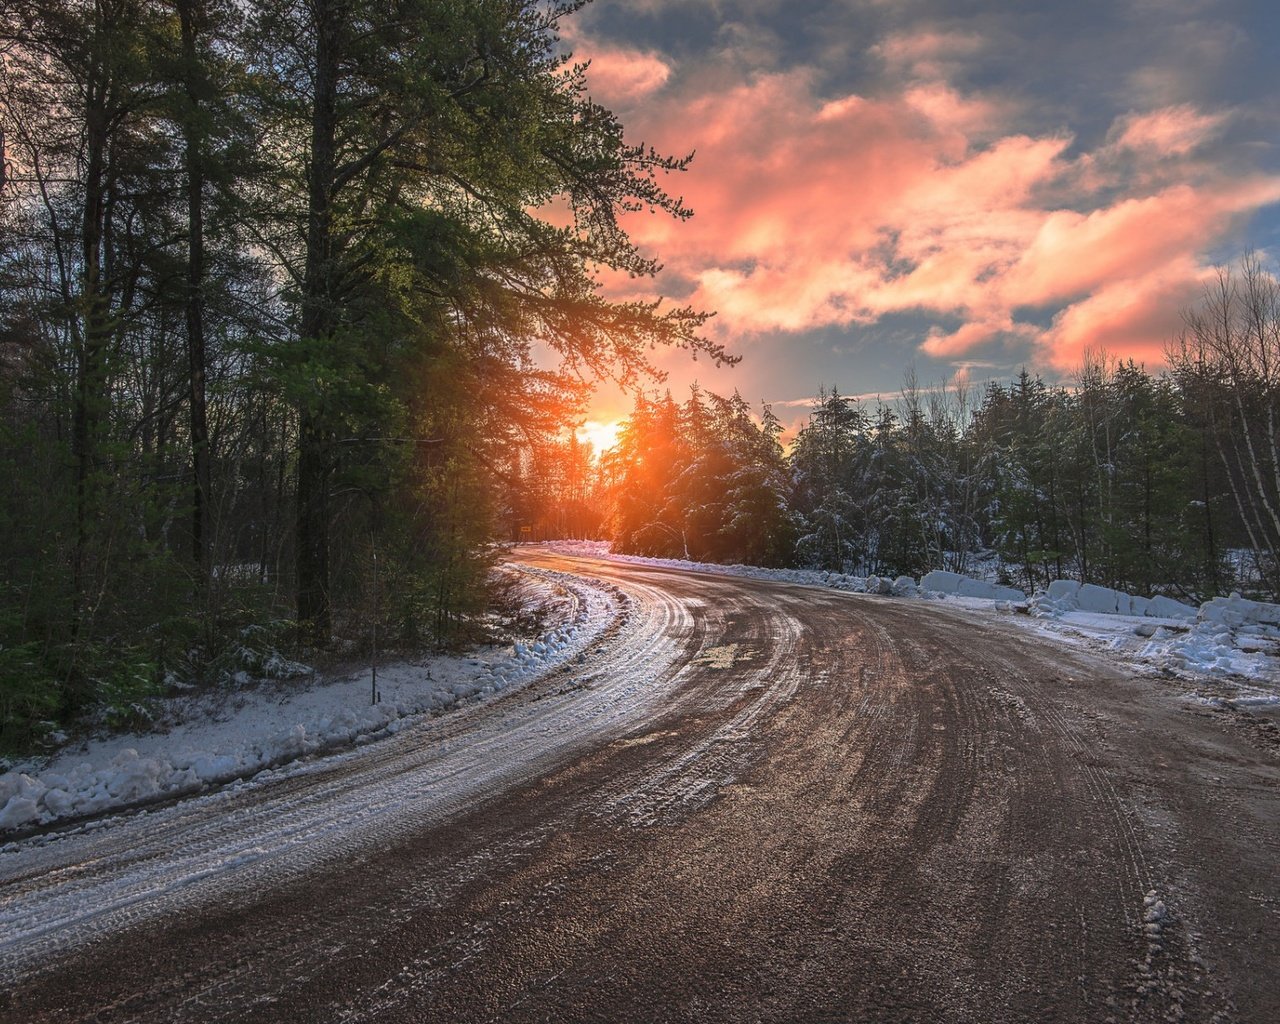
[868,601,1248,1023]
[593,590,806,829]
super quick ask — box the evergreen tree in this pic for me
[243,0,724,636]
[609,393,689,558]
[790,388,866,572]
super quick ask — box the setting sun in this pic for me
[575,419,622,456]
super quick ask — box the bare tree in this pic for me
[1171,254,1280,592]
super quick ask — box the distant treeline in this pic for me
[510,258,1280,602]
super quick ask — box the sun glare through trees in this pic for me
[575,420,624,459]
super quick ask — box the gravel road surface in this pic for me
[2,550,1277,1023]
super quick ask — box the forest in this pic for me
[3,1,1280,757]
[512,261,1280,611]
[0,0,728,753]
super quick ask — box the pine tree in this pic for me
[790,387,866,572]
[242,0,723,637]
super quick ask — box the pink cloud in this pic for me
[620,75,1072,335]
[1003,177,1280,309]
[692,261,881,334]
[922,317,1038,359]
[901,82,1007,138]
[561,23,671,106]
[624,70,973,273]
[582,48,671,103]
[1003,186,1214,307]
[558,30,1280,375]
[873,28,988,80]
[1037,259,1212,370]
[1111,104,1229,156]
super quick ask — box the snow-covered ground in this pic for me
[1018,593,1280,711]
[538,540,1280,709]
[0,565,619,835]
[0,558,699,974]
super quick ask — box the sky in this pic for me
[561,0,1280,443]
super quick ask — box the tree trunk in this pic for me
[295,0,341,639]
[73,45,110,632]
[179,0,213,587]
[1201,429,1220,593]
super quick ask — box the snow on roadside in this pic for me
[1021,578,1280,701]
[6,541,1274,836]
[0,566,619,836]
[1020,602,1280,700]
[537,541,1280,702]
[538,540,898,595]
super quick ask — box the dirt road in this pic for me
[3,551,1277,1022]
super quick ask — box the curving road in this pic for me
[2,550,1278,1023]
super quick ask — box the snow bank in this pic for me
[1020,580,1280,688]
[0,567,617,835]
[1023,580,1280,681]
[1032,580,1195,621]
[919,570,1025,602]
[540,542,1023,605]
[1199,592,1280,631]
[1036,580,1280,632]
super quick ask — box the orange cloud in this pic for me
[563,26,1280,374]
[1037,259,1212,370]
[1111,104,1229,156]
